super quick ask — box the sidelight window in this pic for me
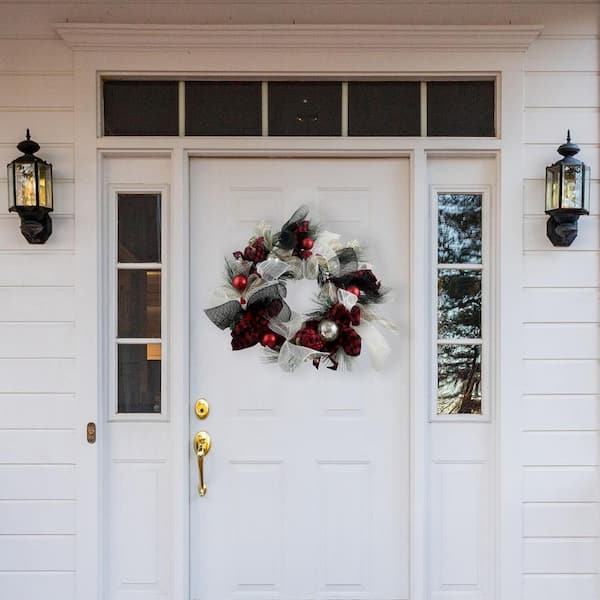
[434,191,488,417]
[112,193,164,416]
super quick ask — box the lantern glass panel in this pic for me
[14,162,37,207]
[37,163,52,209]
[545,164,561,211]
[584,165,591,212]
[7,164,15,209]
[561,163,583,209]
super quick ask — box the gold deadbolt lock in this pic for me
[195,398,210,420]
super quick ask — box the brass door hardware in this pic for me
[86,422,96,444]
[194,431,212,496]
[195,398,210,420]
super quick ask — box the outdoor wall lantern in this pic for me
[545,130,590,247]
[7,129,53,244]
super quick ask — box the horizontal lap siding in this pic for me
[0,25,76,595]
[0,287,75,321]
[523,503,598,537]
[523,575,599,600]
[523,28,600,600]
[0,573,75,599]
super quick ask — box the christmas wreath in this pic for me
[205,206,394,371]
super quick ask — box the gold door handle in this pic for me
[194,431,212,496]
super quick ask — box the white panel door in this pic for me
[189,158,410,600]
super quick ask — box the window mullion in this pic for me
[341,81,348,137]
[420,81,427,136]
[178,80,185,137]
[261,81,269,137]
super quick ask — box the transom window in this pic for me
[102,79,496,138]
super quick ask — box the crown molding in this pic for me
[52,24,543,53]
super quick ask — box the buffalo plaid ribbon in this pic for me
[230,299,284,350]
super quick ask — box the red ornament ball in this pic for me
[346,285,361,297]
[261,332,278,348]
[232,274,248,291]
[301,237,314,250]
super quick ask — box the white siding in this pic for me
[523,17,600,600]
[0,2,597,600]
[0,21,76,597]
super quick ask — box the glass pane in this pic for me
[118,194,161,263]
[185,81,262,136]
[438,193,482,264]
[438,269,481,339]
[7,165,14,209]
[38,163,52,209]
[15,162,37,207]
[427,81,495,137]
[268,82,342,136]
[561,164,583,209]
[103,80,179,136]
[545,165,560,211]
[118,344,161,413]
[437,344,481,415]
[584,165,591,212]
[118,270,161,338]
[348,81,421,136]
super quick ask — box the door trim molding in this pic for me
[69,31,527,600]
[55,23,542,53]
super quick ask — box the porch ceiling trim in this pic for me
[52,23,543,53]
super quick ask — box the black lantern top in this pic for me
[545,130,590,215]
[7,129,53,213]
[16,129,41,156]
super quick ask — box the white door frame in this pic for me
[56,23,542,600]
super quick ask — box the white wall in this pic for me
[0,10,77,599]
[521,23,600,600]
[0,2,598,600]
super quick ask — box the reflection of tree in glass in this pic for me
[438,270,481,339]
[437,345,481,414]
[438,194,482,264]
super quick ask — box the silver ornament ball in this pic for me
[318,319,340,342]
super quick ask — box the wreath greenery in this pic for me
[204,206,392,371]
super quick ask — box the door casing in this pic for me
[60,23,538,600]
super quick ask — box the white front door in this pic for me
[189,158,410,600]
